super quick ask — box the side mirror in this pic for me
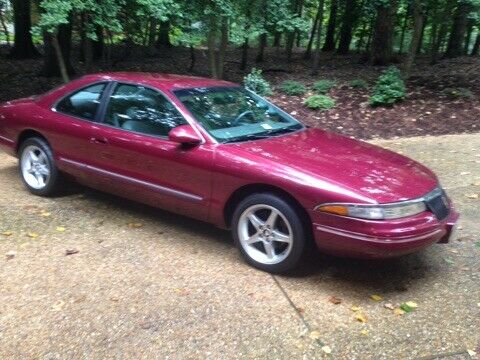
[168,125,202,146]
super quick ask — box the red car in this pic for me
[0,73,458,273]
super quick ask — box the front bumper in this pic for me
[310,209,459,258]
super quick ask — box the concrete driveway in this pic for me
[0,133,479,359]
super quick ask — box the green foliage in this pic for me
[313,80,336,94]
[350,79,369,89]
[369,67,406,107]
[303,95,336,110]
[243,68,273,96]
[441,87,474,100]
[279,80,306,95]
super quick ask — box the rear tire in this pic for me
[18,137,63,196]
[231,193,307,273]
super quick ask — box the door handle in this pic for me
[90,137,109,145]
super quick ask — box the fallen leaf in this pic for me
[360,329,369,336]
[475,242,480,248]
[444,257,455,265]
[40,211,51,217]
[460,172,471,175]
[399,303,414,313]
[296,307,305,314]
[27,232,39,238]
[328,296,342,305]
[405,301,418,308]
[56,226,66,232]
[370,294,383,302]
[384,303,395,310]
[2,231,13,236]
[394,308,406,315]
[472,182,480,186]
[467,349,477,357]
[466,194,479,199]
[65,249,79,256]
[321,345,332,354]
[5,250,16,260]
[52,300,65,311]
[355,313,367,323]
[174,288,190,296]
[309,330,322,340]
[128,222,143,228]
[350,305,361,312]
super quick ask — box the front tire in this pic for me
[232,193,307,273]
[18,137,62,196]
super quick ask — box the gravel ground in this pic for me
[0,133,479,359]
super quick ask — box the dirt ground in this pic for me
[1,46,479,140]
[0,133,479,359]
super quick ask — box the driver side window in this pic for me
[104,83,187,137]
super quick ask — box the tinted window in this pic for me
[56,83,106,120]
[104,84,187,137]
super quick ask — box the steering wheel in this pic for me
[231,111,256,126]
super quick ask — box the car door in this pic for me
[45,81,114,182]
[84,82,214,221]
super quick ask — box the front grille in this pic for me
[425,189,449,221]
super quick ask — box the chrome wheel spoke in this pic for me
[247,213,264,231]
[272,230,291,244]
[246,233,262,245]
[264,241,276,259]
[265,209,278,227]
[37,165,50,176]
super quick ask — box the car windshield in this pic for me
[173,87,304,143]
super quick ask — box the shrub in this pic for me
[279,80,307,95]
[350,79,368,89]
[303,95,336,110]
[369,67,406,107]
[243,68,272,96]
[441,87,473,100]
[313,80,336,94]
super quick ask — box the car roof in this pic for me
[80,72,238,91]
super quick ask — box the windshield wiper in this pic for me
[222,126,302,144]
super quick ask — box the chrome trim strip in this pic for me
[314,223,444,243]
[0,134,14,143]
[314,187,443,211]
[59,157,203,203]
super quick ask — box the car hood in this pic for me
[231,128,438,204]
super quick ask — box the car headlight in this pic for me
[315,201,427,220]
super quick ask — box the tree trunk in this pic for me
[445,2,472,58]
[217,17,228,79]
[241,38,249,70]
[322,0,338,51]
[304,4,321,59]
[51,33,69,83]
[404,0,424,78]
[189,45,196,71]
[471,32,480,56]
[148,18,157,48]
[273,32,281,47]
[156,21,172,48]
[463,20,474,55]
[10,0,39,58]
[312,0,326,75]
[371,0,398,65]
[0,4,10,46]
[93,27,104,60]
[337,0,357,54]
[256,33,267,62]
[207,15,218,78]
[42,23,75,78]
[430,0,455,63]
[398,6,410,54]
[416,12,427,54]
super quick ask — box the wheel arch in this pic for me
[223,183,313,234]
[16,129,50,154]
